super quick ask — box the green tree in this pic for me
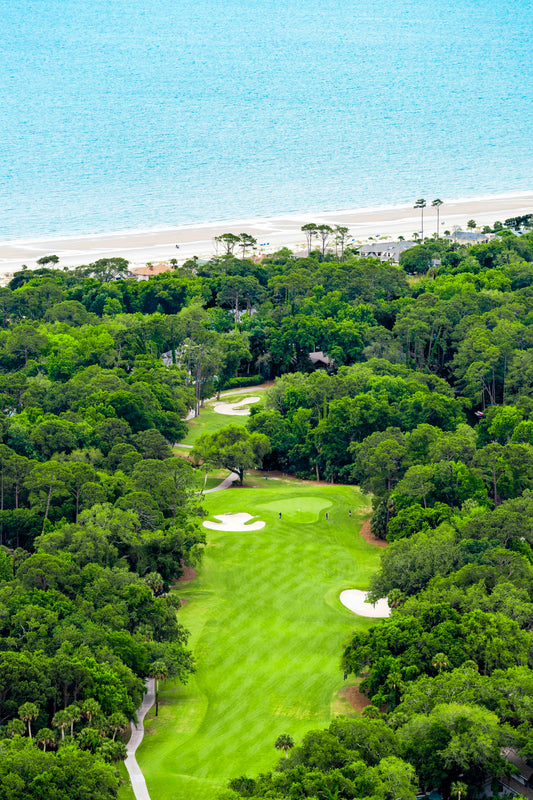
[0,739,118,798]
[65,462,97,520]
[6,323,48,367]
[191,426,270,484]
[18,701,39,738]
[451,781,468,800]
[149,660,168,717]
[334,225,350,261]
[432,653,450,674]
[400,703,505,793]
[65,703,81,737]
[414,198,427,241]
[132,429,173,459]
[52,709,71,740]
[25,461,70,531]
[107,711,128,741]
[301,223,318,256]
[377,755,418,800]
[7,718,26,736]
[432,199,443,237]
[81,698,101,726]
[275,732,295,758]
[369,528,460,598]
[36,254,59,265]
[238,233,257,259]
[35,727,55,752]
[215,233,241,255]
[316,224,333,257]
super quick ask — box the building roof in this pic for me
[131,263,173,277]
[309,350,333,366]
[445,231,492,242]
[359,240,416,252]
[502,748,533,782]
[357,241,417,262]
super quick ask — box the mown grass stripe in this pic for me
[134,479,379,800]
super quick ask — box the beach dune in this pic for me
[0,192,532,280]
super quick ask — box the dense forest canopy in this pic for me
[0,224,532,797]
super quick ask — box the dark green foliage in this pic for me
[222,374,264,390]
[227,716,415,800]
[1,229,533,795]
[0,739,118,798]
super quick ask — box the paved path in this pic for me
[125,678,155,800]
[203,473,239,493]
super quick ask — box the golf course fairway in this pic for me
[133,477,381,800]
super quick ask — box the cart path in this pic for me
[125,678,155,800]
[203,473,239,493]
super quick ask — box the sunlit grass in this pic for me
[179,390,267,446]
[135,478,380,800]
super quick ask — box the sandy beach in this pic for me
[1,191,532,280]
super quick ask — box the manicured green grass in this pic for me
[116,762,136,800]
[179,391,267,446]
[135,478,381,800]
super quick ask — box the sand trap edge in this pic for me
[340,589,390,618]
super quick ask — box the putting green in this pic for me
[257,495,332,523]
[132,480,379,800]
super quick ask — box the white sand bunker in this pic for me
[340,589,390,618]
[203,513,266,532]
[212,396,261,416]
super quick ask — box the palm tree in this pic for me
[65,703,81,737]
[18,702,39,739]
[432,198,443,237]
[52,709,71,740]
[388,589,405,608]
[81,698,101,726]
[149,660,168,717]
[275,733,295,758]
[99,740,128,763]
[432,652,450,673]
[451,781,468,800]
[36,727,55,752]
[414,199,427,241]
[107,712,128,741]
[7,718,26,737]
[361,705,381,719]
[144,571,164,595]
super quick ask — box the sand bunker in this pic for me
[340,589,390,618]
[203,513,265,532]
[212,396,260,416]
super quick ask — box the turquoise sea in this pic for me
[1,0,532,239]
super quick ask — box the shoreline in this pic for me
[1,190,532,278]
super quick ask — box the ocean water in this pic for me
[0,0,532,239]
